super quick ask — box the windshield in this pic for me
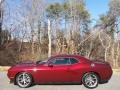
[36,60,47,65]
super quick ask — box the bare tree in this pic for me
[99,31,111,61]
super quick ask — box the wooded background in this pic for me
[0,0,120,67]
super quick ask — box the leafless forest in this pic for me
[0,0,120,67]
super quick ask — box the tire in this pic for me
[16,72,32,88]
[82,73,99,89]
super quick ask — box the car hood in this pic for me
[15,62,36,67]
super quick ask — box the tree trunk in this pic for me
[111,42,115,67]
[31,28,34,55]
[0,0,4,45]
[87,41,93,58]
[115,42,119,67]
[105,48,108,62]
[48,19,51,57]
[38,20,41,53]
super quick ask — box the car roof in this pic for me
[50,54,87,60]
[47,54,91,63]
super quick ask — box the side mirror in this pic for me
[48,63,53,67]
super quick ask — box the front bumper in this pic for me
[7,68,15,81]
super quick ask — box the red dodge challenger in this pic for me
[7,55,113,89]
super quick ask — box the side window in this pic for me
[70,58,79,64]
[49,58,70,65]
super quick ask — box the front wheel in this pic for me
[82,73,99,89]
[16,72,32,88]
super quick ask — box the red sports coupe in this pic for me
[7,55,113,89]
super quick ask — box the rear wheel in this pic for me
[16,72,32,88]
[82,73,99,89]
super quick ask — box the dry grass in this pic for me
[0,66,10,71]
[112,67,120,72]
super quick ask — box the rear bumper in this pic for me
[101,66,113,83]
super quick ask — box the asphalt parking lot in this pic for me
[0,72,120,90]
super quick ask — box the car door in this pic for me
[48,57,71,82]
[37,57,71,83]
[67,58,82,82]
